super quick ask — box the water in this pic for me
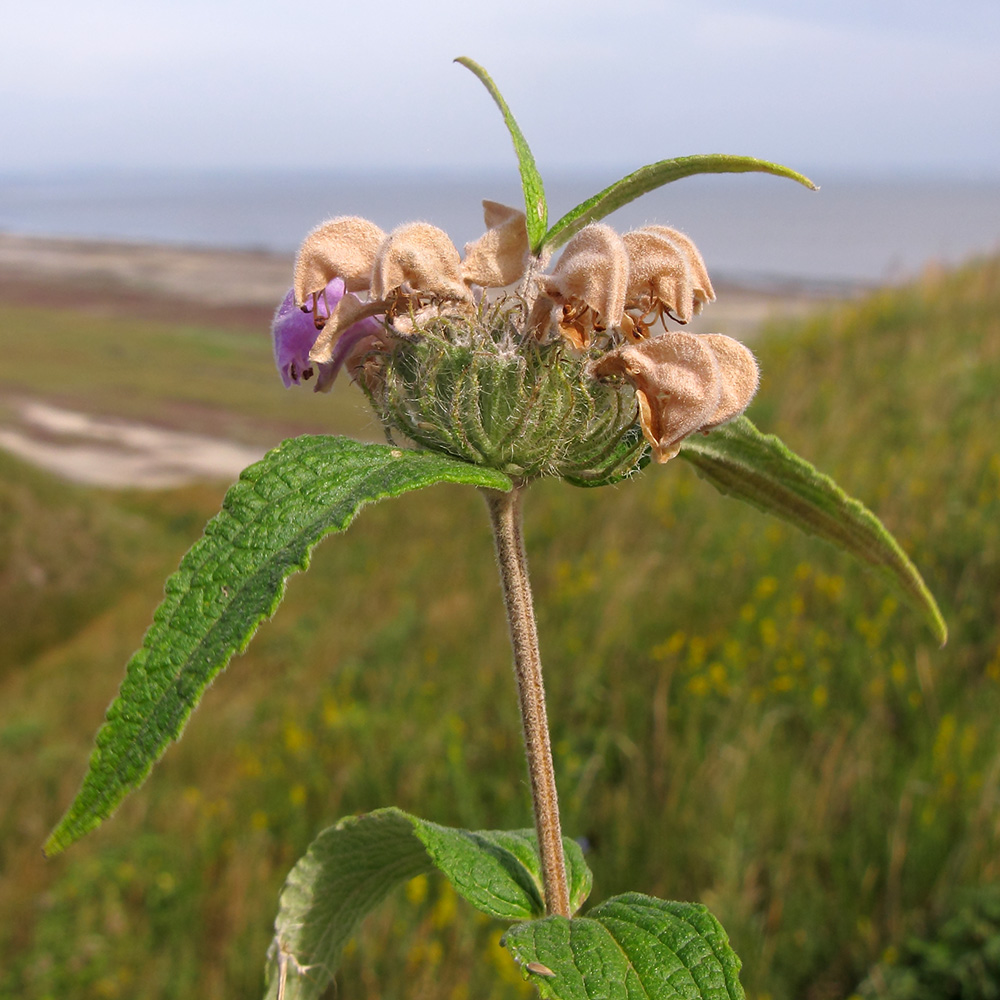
[1,169,998,287]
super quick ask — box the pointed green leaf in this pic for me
[456,56,548,252]
[503,892,745,1000]
[264,808,593,1000]
[542,155,816,253]
[45,439,512,856]
[679,417,947,645]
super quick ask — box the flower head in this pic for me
[272,202,758,479]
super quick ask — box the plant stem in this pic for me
[483,485,570,918]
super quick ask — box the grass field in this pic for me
[1,254,998,999]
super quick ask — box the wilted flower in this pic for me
[591,332,758,463]
[527,224,628,349]
[272,201,758,480]
[622,225,715,333]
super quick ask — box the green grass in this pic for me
[1,255,999,999]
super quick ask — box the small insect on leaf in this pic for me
[526,961,556,978]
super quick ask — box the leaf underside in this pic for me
[455,56,548,252]
[680,417,947,645]
[264,807,592,1000]
[45,438,512,856]
[503,892,746,1000]
[543,155,817,253]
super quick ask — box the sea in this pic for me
[1,169,998,290]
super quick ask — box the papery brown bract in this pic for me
[698,333,760,428]
[641,226,715,315]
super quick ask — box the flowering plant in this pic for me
[45,59,945,999]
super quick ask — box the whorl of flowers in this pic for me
[273,201,758,472]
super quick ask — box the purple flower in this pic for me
[272,278,385,392]
[272,279,344,388]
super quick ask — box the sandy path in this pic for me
[0,400,266,488]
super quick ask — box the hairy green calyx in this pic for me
[362,301,645,482]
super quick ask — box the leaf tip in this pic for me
[933,614,948,648]
[43,828,69,858]
[454,55,483,77]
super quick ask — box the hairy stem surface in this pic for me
[483,485,570,917]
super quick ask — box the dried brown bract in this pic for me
[371,222,475,309]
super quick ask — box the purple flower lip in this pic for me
[272,277,386,392]
[272,278,344,388]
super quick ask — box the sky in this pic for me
[2,0,999,177]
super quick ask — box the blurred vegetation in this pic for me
[1,254,998,999]
[858,886,1000,1000]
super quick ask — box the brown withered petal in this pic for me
[639,226,715,315]
[592,332,722,463]
[293,216,386,304]
[622,229,697,323]
[371,222,475,307]
[541,224,628,331]
[461,201,529,288]
[699,333,760,428]
[309,295,386,365]
[525,291,558,341]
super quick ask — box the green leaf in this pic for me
[264,808,593,1000]
[503,892,745,1000]
[679,417,947,645]
[456,56,548,252]
[45,438,512,856]
[542,155,816,253]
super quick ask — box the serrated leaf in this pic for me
[456,56,548,252]
[45,439,512,856]
[264,808,593,1000]
[542,155,816,254]
[679,417,947,645]
[503,892,745,1000]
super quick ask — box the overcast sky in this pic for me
[2,0,998,177]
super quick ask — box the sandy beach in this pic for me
[0,231,851,488]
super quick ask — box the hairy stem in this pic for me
[483,485,570,917]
